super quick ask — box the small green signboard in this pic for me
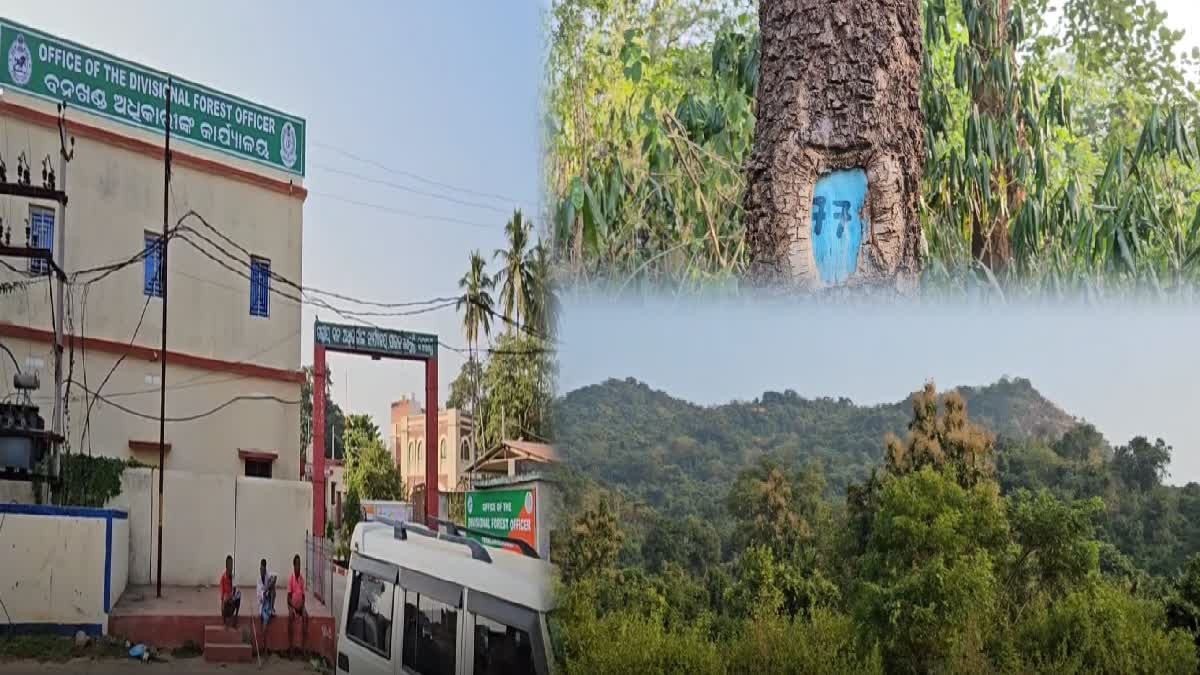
[465,488,537,553]
[314,321,437,360]
[0,18,305,176]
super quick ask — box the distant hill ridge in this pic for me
[554,376,1081,511]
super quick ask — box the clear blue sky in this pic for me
[559,295,1200,485]
[3,1,544,427]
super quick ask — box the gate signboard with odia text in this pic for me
[465,487,537,554]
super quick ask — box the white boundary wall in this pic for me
[110,468,312,586]
[0,504,128,635]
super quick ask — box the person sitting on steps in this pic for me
[287,554,308,658]
[219,554,241,628]
[257,557,277,628]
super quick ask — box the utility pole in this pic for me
[51,103,74,488]
[156,78,172,599]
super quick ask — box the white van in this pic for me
[335,518,556,675]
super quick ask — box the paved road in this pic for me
[0,656,323,673]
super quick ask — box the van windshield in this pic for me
[473,614,536,675]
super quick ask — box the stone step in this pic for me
[203,641,254,663]
[203,623,248,645]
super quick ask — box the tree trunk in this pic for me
[744,0,925,292]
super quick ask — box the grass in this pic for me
[0,633,127,662]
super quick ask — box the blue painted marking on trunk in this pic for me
[811,169,868,284]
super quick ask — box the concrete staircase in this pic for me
[203,624,254,663]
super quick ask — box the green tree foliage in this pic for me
[57,455,142,507]
[448,208,557,461]
[458,249,495,353]
[300,364,345,462]
[1006,489,1103,601]
[726,610,883,675]
[559,500,624,584]
[1013,582,1197,674]
[557,376,1072,520]
[554,578,726,675]
[547,0,757,286]
[855,467,1009,672]
[642,515,719,576]
[546,0,1200,293]
[1165,553,1200,643]
[343,419,404,502]
[337,487,363,561]
[553,374,1200,673]
[446,357,486,412]
[494,210,538,332]
[1113,435,1172,491]
[480,332,556,449]
[1052,421,1108,462]
[343,413,382,452]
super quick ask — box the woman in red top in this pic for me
[219,554,241,628]
[287,554,307,657]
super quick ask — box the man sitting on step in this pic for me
[219,554,241,628]
[287,554,308,658]
[257,558,278,627]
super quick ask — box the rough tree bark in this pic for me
[743,0,925,292]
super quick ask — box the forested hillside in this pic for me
[550,378,1200,673]
[557,376,1078,513]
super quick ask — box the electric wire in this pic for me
[312,164,511,214]
[79,295,152,453]
[71,381,300,422]
[0,339,19,372]
[307,191,499,229]
[311,140,537,208]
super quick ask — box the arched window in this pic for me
[417,440,423,462]
[407,441,415,467]
[439,438,447,459]
[460,438,471,462]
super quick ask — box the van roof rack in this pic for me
[371,517,493,564]
[434,518,541,560]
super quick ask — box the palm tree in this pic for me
[457,250,495,354]
[457,250,495,477]
[494,209,535,333]
[526,241,559,340]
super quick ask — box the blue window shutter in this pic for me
[29,209,54,275]
[143,234,163,297]
[250,257,270,317]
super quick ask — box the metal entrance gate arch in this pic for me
[312,320,439,532]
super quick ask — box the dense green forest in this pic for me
[545,0,1200,294]
[549,377,1200,673]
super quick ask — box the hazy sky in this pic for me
[559,296,1200,485]
[2,1,544,427]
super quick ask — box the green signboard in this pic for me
[465,488,537,553]
[0,18,305,176]
[314,320,437,360]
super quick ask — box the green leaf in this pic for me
[584,182,608,245]
[570,176,585,211]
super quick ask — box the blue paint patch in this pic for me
[811,169,868,285]
[103,515,113,613]
[2,623,103,637]
[0,503,128,520]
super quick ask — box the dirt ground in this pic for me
[0,655,325,673]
